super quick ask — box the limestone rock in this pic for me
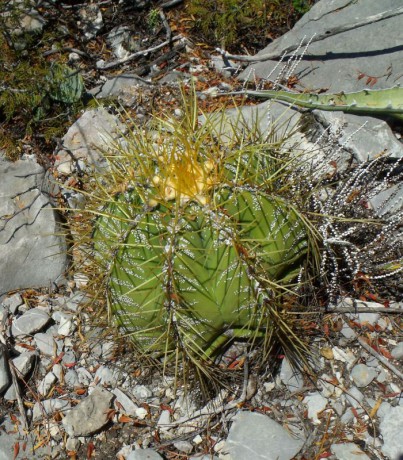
[226,411,305,460]
[0,159,67,295]
[11,308,50,337]
[331,442,371,459]
[54,108,126,175]
[62,387,114,437]
[379,406,403,459]
[240,0,403,93]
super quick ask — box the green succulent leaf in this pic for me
[47,63,84,104]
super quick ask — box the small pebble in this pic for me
[351,364,377,387]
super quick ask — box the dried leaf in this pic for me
[52,352,65,364]
[118,415,134,423]
[75,388,87,396]
[13,442,19,460]
[320,347,334,360]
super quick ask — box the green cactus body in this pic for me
[93,177,308,361]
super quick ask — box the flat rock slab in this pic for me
[0,159,67,296]
[240,0,403,93]
[331,443,371,460]
[379,405,403,459]
[226,411,305,460]
[11,307,50,337]
[62,387,114,437]
[127,449,164,460]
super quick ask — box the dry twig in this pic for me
[97,35,184,70]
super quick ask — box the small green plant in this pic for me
[187,0,269,49]
[147,8,161,30]
[291,0,312,14]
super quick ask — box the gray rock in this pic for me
[54,312,75,336]
[54,108,126,175]
[3,383,17,401]
[0,159,67,295]
[112,388,139,416]
[37,371,57,396]
[345,386,364,408]
[240,0,403,93]
[62,350,77,365]
[173,441,193,454]
[1,293,23,314]
[64,369,81,388]
[62,387,114,437]
[96,74,151,100]
[11,308,50,336]
[127,449,163,460]
[226,411,305,460]
[34,332,56,356]
[379,406,403,459]
[78,4,103,40]
[303,392,328,424]
[313,111,403,162]
[33,398,71,421]
[132,384,153,399]
[157,409,171,431]
[106,25,131,59]
[12,352,36,378]
[76,367,93,386]
[391,342,403,360]
[0,344,11,394]
[350,364,377,387]
[280,357,304,391]
[1,0,46,50]
[94,365,120,387]
[331,442,371,459]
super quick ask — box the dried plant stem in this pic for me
[97,35,184,70]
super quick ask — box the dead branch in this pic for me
[97,35,184,70]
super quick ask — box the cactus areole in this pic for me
[93,149,309,362]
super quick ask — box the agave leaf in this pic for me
[47,63,84,104]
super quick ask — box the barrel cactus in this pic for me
[82,91,318,379]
